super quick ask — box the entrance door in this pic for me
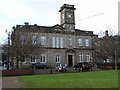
[68,55,73,66]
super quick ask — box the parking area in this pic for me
[34,67,79,75]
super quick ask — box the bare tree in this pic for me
[94,29,120,69]
[11,31,35,69]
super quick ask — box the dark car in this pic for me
[74,62,93,71]
[55,63,68,72]
[32,63,48,69]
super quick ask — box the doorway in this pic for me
[68,55,73,66]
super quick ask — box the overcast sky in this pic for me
[0,0,119,44]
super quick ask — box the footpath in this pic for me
[2,77,22,88]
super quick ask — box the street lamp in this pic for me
[115,48,117,70]
[6,30,11,70]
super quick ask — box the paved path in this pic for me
[2,77,23,88]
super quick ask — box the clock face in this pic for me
[67,12,73,19]
[68,14,71,18]
[66,12,74,23]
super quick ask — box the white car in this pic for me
[55,63,68,72]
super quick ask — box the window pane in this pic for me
[85,39,89,46]
[30,56,32,62]
[43,56,45,62]
[56,57,57,62]
[68,37,72,46]
[32,36,36,45]
[52,37,55,48]
[78,38,83,46]
[33,56,35,62]
[56,37,59,48]
[40,56,42,62]
[20,35,26,44]
[40,36,46,45]
[60,37,63,48]
[56,55,60,63]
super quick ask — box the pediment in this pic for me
[66,49,76,53]
[53,24,63,29]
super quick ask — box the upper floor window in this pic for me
[40,35,46,45]
[78,38,83,46]
[85,38,89,46]
[55,55,60,63]
[68,36,72,46]
[60,37,63,48]
[20,35,26,44]
[56,37,59,48]
[40,54,46,63]
[52,37,55,48]
[86,53,90,62]
[32,35,36,45]
[79,53,83,62]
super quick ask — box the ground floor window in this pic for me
[86,53,90,62]
[55,55,60,63]
[40,54,46,63]
[30,56,36,63]
[79,53,83,62]
[23,58,26,63]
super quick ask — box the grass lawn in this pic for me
[19,70,118,88]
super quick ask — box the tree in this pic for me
[10,30,37,69]
[94,30,120,69]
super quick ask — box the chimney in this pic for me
[105,30,108,36]
[24,22,29,25]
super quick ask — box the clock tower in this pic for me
[59,4,76,32]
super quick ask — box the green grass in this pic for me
[19,70,118,88]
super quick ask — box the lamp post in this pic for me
[6,30,11,70]
[115,48,117,70]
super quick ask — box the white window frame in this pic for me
[78,38,83,46]
[79,53,83,62]
[30,56,36,63]
[52,37,55,48]
[55,55,60,63]
[40,35,46,45]
[40,54,46,63]
[86,53,90,62]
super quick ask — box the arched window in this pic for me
[85,38,89,46]
[78,38,83,46]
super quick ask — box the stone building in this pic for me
[11,4,97,66]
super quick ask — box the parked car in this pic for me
[32,63,48,69]
[74,62,93,71]
[55,63,68,72]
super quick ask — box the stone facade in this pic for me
[11,4,97,66]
